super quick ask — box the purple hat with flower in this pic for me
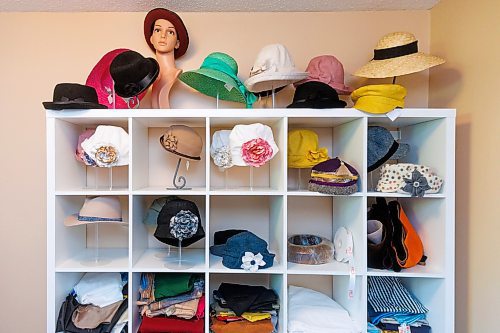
[154,198,205,247]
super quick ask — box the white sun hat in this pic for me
[244,44,308,93]
[210,130,233,170]
[229,123,279,167]
[81,125,129,167]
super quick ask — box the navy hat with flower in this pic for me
[154,198,205,247]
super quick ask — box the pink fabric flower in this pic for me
[241,138,274,167]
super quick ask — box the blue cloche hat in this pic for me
[210,231,275,271]
[368,126,409,172]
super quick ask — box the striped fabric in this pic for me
[368,276,428,314]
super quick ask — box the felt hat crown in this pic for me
[296,55,352,95]
[287,129,329,169]
[160,125,203,161]
[367,126,409,172]
[109,50,159,98]
[64,196,125,226]
[244,43,308,93]
[287,81,347,109]
[43,83,107,110]
[154,198,205,247]
[144,8,189,58]
[354,32,445,78]
[179,52,257,108]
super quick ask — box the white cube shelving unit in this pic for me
[47,108,455,333]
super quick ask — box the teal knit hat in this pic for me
[179,52,257,108]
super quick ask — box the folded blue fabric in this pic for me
[368,276,428,314]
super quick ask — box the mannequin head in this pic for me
[144,8,189,59]
[150,19,180,55]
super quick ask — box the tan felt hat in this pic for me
[354,32,445,79]
[160,125,203,161]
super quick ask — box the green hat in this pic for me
[179,52,257,108]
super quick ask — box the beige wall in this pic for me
[430,0,500,332]
[0,11,431,331]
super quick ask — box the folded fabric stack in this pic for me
[288,285,361,333]
[137,273,205,333]
[210,283,279,333]
[56,272,128,333]
[368,276,431,332]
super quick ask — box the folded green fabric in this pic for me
[154,273,194,300]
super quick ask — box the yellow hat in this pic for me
[288,129,329,168]
[351,84,407,114]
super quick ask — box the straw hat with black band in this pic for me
[354,32,445,79]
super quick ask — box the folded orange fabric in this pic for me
[211,318,274,333]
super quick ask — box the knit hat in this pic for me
[229,123,279,167]
[179,52,257,108]
[308,157,359,195]
[351,84,406,114]
[296,55,352,95]
[160,125,203,161]
[287,129,328,168]
[244,44,308,93]
[368,126,409,172]
[354,32,445,78]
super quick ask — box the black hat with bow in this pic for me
[43,83,107,110]
[287,81,347,109]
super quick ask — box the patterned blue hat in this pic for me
[210,231,275,271]
[368,126,409,172]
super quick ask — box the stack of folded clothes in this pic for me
[137,273,205,333]
[56,272,129,333]
[368,276,431,332]
[210,283,279,333]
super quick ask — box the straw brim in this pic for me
[245,71,308,93]
[179,69,246,104]
[64,214,127,227]
[354,52,445,78]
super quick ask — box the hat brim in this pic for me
[179,69,247,104]
[354,98,404,114]
[43,101,107,110]
[287,99,346,109]
[245,72,308,93]
[209,244,227,257]
[154,224,205,247]
[64,214,127,227]
[308,181,358,195]
[144,8,189,59]
[354,52,445,78]
[162,146,201,161]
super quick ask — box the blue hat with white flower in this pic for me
[154,198,205,247]
[210,230,275,271]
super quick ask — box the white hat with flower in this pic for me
[210,130,233,170]
[229,123,279,167]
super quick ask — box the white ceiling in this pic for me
[1,0,440,12]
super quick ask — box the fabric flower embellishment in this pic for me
[94,145,119,167]
[169,210,199,241]
[161,133,178,152]
[402,169,431,197]
[241,138,274,167]
[306,148,328,164]
[241,252,266,272]
[211,146,233,169]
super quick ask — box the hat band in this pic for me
[201,58,257,108]
[77,215,123,222]
[373,41,418,60]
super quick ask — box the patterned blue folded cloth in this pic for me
[368,276,428,314]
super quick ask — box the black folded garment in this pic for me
[214,283,279,316]
[56,294,128,333]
